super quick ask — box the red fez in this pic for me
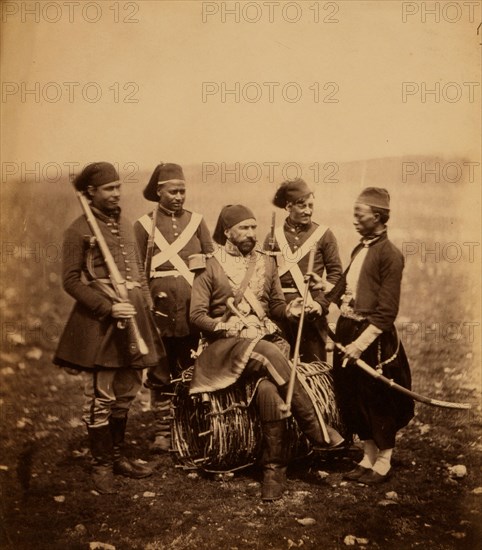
[73,162,119,192]
[143,163,186,202]
[356,187,390,210]
[272,178,313,208]
[212,204,256,245]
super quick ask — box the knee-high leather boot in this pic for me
[110,416,152,479]
[87,425,116,494]
[289,381,344,449]
[261,420,288,501]
[150,390,172,453]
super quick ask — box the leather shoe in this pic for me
[343,465,371,481]
[113,457,152,479]
[358,469,391,485]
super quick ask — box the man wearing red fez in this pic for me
[134,163,214,452]
[313,187,414,484]
[189,205,344,501]
[265,178,342,362]
[54,162,166,494]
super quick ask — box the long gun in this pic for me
[268,211,276,252]
[144,207,158,279]
[75,189,149,357]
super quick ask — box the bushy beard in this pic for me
[236,238,256,255]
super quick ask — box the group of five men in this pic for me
[53,162,414,500]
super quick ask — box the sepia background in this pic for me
[1,1,481,549]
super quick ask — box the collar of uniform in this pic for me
[91,205,121,223]
[285,216,311,233]
[360,228,387,247]
[158,204,184,217]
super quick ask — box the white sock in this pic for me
[372,448,393,475]
[358,439,378,469]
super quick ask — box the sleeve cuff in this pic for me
[353,323,383,352]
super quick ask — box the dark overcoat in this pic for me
[333,233,414,449]
[54,207,165,371]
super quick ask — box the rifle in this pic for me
[284,248,332,435]
[144,207,158,279]
[75,189,149,357]
[268,212,276,252]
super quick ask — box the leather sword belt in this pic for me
[95,278,141,290]
[150,270,180,279]
[281,287,299,294]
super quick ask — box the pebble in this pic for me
[316,470,329,480]
[143,491,156,498]
[1,367,15,376]
[74,524,87,535]
[385,491,398,500]
[89,543,116,550]
[471,487,482,494]
[378,499,397,507]
[343,535,369,546]
[449,465,467,478]
[296,517,316,526]
[26,348,42,360]
[0,465,9,471]
[54,495,65,503]
[187,472,199,480]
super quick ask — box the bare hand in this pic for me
[306,271,334,292]
[342,342,362,367]
[111,301,137,319]
[305,301,322,318]
[286,297,303,319]
[306,271,324,289]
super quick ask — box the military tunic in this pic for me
[264,219,342,362]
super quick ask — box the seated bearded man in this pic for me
[189,204,344,501]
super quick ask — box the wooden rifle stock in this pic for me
[75,190,149,356]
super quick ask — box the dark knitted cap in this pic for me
[143,163,185,202]
[73,162,119,192]
[272,178,313,208]
[356,187,390,210]
[212,204,256,245]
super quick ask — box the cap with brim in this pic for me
[212,204,256,245]
[356,187,390,210]
[73,162,119,192]
[143,163,185,202]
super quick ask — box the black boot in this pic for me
[150,390,172,453]
[110,417,152,479]
[87,425,116,494]
[261,420,288,501]
[290,382,344,449]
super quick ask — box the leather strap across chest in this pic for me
[274,224,327,300]
[138,212,203,286]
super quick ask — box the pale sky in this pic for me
[1,0,480,169]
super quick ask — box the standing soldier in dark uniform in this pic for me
[328,187,414,484]
[265,179,342,362]
[54,162,166,494]
[134,163,214,452]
